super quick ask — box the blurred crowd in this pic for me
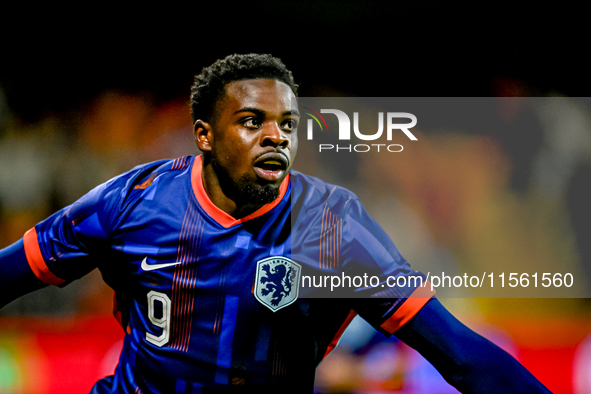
[1,78,591,392]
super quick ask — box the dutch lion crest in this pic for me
[254,257,301,312]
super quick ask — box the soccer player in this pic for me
[0,54,550,393]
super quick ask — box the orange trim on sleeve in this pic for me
[23,228,66,286]
[323,309,357,359]
[380,281,436,334]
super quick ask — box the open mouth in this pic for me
[253,155,288,181]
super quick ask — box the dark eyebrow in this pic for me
[234,108,300,117]
[235,107,265,116]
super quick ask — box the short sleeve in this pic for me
[23,181,116,285]
[22,162,161,286]
[340,198,435,336]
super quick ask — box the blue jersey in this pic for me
[23,155,434,393]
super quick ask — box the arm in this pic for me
[0,239,47,308]
[394,298,552,393]
[0,163,165,311]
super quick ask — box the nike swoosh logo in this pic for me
[141,257,183,271]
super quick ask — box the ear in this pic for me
[194,120,213,152]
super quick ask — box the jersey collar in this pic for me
[191,155,289,228]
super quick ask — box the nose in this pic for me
[261,122,289,148]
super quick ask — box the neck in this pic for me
[201,159,265,219]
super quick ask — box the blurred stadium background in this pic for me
[1,4,590,393]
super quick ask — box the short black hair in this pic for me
[190,53,298,124]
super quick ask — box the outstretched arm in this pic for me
[0,239,47,308]
[394,298,552,393]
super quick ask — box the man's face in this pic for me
[206,79,299,205]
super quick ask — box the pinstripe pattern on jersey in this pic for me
[270,337,288,384]
[171,156,191,171]
[213,273,226,335]
[170,200,204,352]
[319,204,343,270]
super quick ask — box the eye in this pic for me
[281,119,298,131]
[242,118,262,129]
